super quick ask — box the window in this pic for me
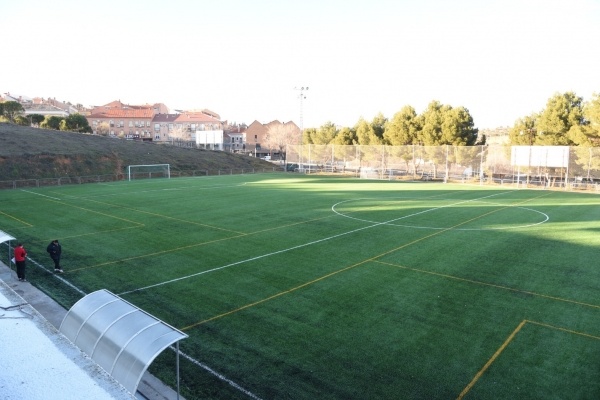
[168,123,173,131]
[154,123,160,131]
[129,121,133,127]
[119,120,124,127]
[146,121,150,127]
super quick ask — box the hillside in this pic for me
[0,123,272,180]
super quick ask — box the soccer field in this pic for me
[1,174,599,399]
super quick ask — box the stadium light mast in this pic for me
[294,86,308,132]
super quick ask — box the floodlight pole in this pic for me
[294,86,308,132]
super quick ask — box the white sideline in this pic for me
[119,191,513,296]
[20,189,62,200]
[174,347,263,400]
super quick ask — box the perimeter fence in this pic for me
[0,166,285,190]
[285,144,600,192]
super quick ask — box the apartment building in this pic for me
[87,101,169,140]
[152,111,224,147]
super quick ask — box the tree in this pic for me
[330,127,357,145]
[29,114,45,126]
[371,112,387,142]
[0,101,24,123]
[416,101,479,146]
[264,122,301,156]
[583,92,600,145]
[310,122,338,144]
[536,92,585,145]
[168,124,191,141]
[95,121,110,136]
[509,114,538,145]
[59,113,92,133]
[355,117,380,145]
[384,105,419,145]
[442,106,479,146]
[417,101,446,145]
[302,127,316,144]
[41,116,64,130]
[14,115,30,126]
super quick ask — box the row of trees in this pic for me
[509,92,600,146]
[300,101,482,147]
[270,92,599,149]
[0,101,92,133]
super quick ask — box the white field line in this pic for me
[20,189,62,200]
[0,243,254,399]
[67,182,249,199]
[119,191,512,296]
[332,198,549,231]
[171,346,263,400]
[0,190,516,400]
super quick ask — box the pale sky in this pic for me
[2,0,599,129]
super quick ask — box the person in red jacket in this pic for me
[14,243,27,282]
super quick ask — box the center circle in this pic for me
[331,197,549,231]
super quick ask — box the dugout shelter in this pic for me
[60,289,188,398]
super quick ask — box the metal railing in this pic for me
[0,167,286,190]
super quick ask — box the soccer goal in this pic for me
[127,164,171,181]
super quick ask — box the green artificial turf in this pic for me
[1,174,598,399]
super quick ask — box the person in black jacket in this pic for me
[47,239,63,273]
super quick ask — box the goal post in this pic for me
[127,164,171,181]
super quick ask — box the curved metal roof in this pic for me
[0,230,16,244]
[59,289,188,395]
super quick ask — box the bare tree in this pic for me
[264,123,301,157]
[169,124,191,141]
[96,121,110,136]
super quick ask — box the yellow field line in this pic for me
[0,210,34,227]
[457,319,600,399]
[181,259,372,331]
[69,233,248,272]
[181,193,549,330]
[373,260,600,310]
[46,198,144,226]
[83,198,246,234]
[457,320,527,400]
[526,320,600,341]
[32,226,142,244]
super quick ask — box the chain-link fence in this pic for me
[285,144,600,192]
[0,167,285,190]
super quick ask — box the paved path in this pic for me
[0,261,183,400]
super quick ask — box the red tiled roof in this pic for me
[175,112,221,123]
[152,114,179,122]
[87,108,154,119]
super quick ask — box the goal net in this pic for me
[127,164,171,181]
